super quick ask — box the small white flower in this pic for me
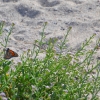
[61,84,64,86]
[63,90,68,93]
[31,85,38,91]
[45,86,50,89]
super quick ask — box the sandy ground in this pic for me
[0,0,100,61]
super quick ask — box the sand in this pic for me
[0,0,100,61]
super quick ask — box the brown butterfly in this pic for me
[4,48,18,59]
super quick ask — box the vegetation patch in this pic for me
[0,22,100,100]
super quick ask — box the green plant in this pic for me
[0,22,100,100]
[0,22,14,48]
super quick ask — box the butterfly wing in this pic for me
[4,48,18,59]
[9,49,18,57]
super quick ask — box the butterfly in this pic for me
[4,48,18,59]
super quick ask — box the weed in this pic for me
[0,22,100,100]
